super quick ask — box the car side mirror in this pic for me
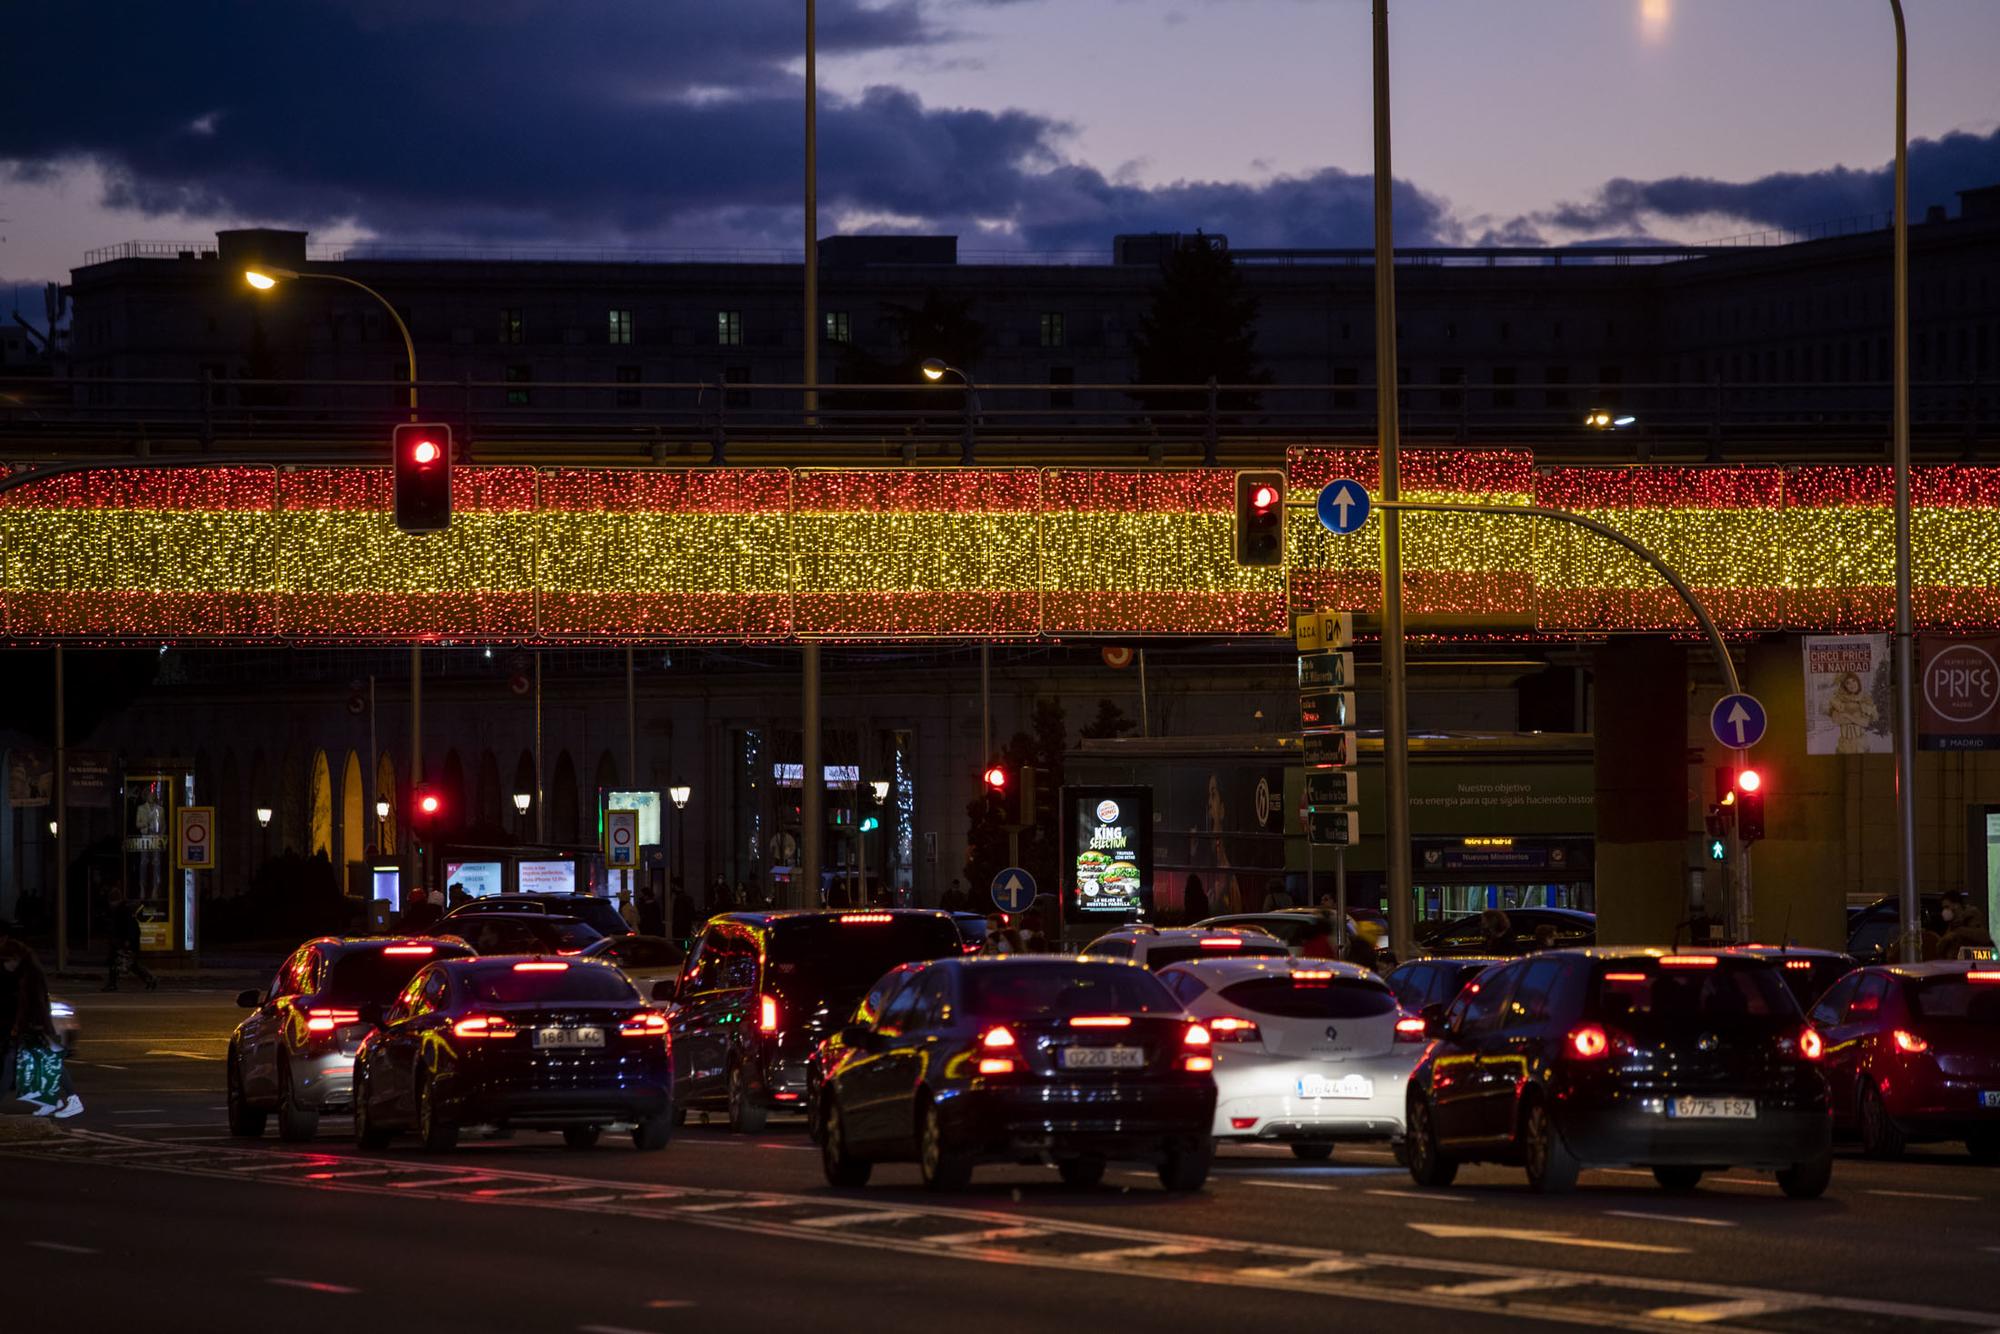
[236,988,262,1009]
[1420,1002,1449,1039]
[652,980,677,1003]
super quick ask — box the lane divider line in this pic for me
[1602,1211,1736,1229]
[1427,1276,1579,1298]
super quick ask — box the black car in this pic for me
[445,893,632,939]
[352,955,672,1152]
[1722,946,1857,1010]
[447,912,605,957]
[1403,948,1833,1198]
[1845,896,1946,963]
[670,909,965,1132]
[1387,956,1506,1013]
[811,956,1218,1192]
[1414,908,1596,958]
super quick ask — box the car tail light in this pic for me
[1658,955,1717,968]
[1292,969,1334,981]
[977,1057,1015,1076]
[1891,1029,1929,1054]
[1968,971,2000,983]
[1184,1054,1215,1073]
[1200,937,1244,949]
[382,945,434,957]
[758,994,780,1033]
[620,1011,669,1037]
[453,1015,517,1039]
[512,961,568,972]
[839,912,894,924]
[1602,972,1647,983]
[1798,1027,1824,1060]
[304,1008,360,1034]
[1567,1024,1611,1059]
[981,1026,1016,1049]
[1182,1022,1213,1071]
[1207,1016,1261,1043]
[1229,1116,1259,1130]
[961,941,982,954]
[1069,1016,1132,1028]
[1783,958,1813,971]
[1395,1015,1428,1043]
[1184,1023,1212,1047]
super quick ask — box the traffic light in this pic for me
[1708,836,1727,862]
[982,763,1011,822]
[981,762,1034,828]
[393,422,454,533]
[1233,470,1285,566]
[1735,768,1765,844]
[410,785,444,835]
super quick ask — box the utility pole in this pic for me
[797,0,823,910]
[406,646,421,901]
[1888,0,1920,963]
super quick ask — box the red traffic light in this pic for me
[392,422,454,534]
[983,765,1009,791]
[1736,768,1762,793]
[410,437,441,466]
[419,793,441,815]
[1251,484,1279,511]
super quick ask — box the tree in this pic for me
[1128,232,1269,414]
[1079,698,1137,741]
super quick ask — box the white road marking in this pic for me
[1236,1258,1368,1280]
[225,1159,326,1173]
[1644,1296,1802,1323]
[1365,1189,1473,1203]
[29,1242,100,1255]
[300,1168,394,1181]
[1408,1224,1688,1255]
[1071,1242,1209,1261]
[1867,1189,1981,1202]
[795,1210,923,1229]
[1599,1169,1780,1190]
[1603,1211,1735,1228]
[1243,1179,1340,1192]
[473,1182,608,1197]
[674,1198,795,1213]
[1427,1276,1577,1298]
[925,1226,1047,1246]
[384,1175,497,1190]
[143,1050,223,1061]
[266,1278,359,1294]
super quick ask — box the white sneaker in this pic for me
[26,1099,57,1116]
[52,1095,84,1119]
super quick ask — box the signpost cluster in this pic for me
[1297,609,1360,931]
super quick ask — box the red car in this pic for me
[1806,961,2000,1161]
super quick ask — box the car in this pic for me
[950,912,991,952]
[1402,948,1833,1198]
[444,893,632,939]
[1081,926,1292,970]
[1804,959,2000,1161]
[448,912,604,957]
[810,955,1218,1192]
[579,933,685,1000]
[1194,911,1364,955]
[1413,907,1596,957]
[1844,896,1946,964]
[1157,957,1426,1158]
[351,954,673,1152]
[1722,946,1856,1010]
[227,936,476,1141]
[1386,956,1507,1014]
[50,997,78,1055]
[671,909,966,1132]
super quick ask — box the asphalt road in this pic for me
[9,991,2000,1334]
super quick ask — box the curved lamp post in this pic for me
[920,358,980,465]
[245,267,417,416]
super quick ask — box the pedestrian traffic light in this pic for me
[1708,837,1727,862]
[1735,769,1765,844]
[1233,470,1285,566]
[392,422,453,533]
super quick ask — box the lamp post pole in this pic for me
[1888,0,1920,964]
[798,0,823,912]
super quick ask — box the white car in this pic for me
[1080,926,1292,971]
[1156,957,1426,1159]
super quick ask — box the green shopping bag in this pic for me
[16,1043,64,1103]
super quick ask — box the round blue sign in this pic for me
[1316,480,1372,535]
[990,867,1037,914]
[1709,693,1768,750]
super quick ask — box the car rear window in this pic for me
[1144,941,1290,969]
[1771,957,1853,1006]
[606,937,683,969]
[765,915,963,1008]
[1907,975,2000,1022]
[1218,977,1397,1019]
[460,965,637,1005]
[1594,961,1799,1028]
[536,919,606,951]
[964,962,1180,1019]
[525,897,628,937]
[322,945,472,1002]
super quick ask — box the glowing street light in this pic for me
[245,266,417,414]
[919,358,980,464]
[255,807,273,828]
[512,792,532,815]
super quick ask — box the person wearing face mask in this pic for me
[2,930,81,1118]
[1935,891,1995,961]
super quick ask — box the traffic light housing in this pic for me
[980,762,1036,829]
[1736,769,1765,844]
[1233,470,1285,566]
[393,422,454,533]
[410,785,444,835]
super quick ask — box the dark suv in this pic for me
[670,910,965,1132]
[445,893,632,939]
[1403,948,1833,1198]
[448,912,604,957]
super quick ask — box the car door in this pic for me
[396,969,455,1121]
[676,926,749,1102]
[362,970,428,1126]
[1837,971,1893,1113]
[243,947,310,1101]
[1487,958,1564,1141]
[846,971,927,1149]
[671,928,722,1098]
[1806,970,1863,1122]
[1430,963,1520,1146]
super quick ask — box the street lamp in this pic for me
[668,780,691,892]
[47,819,57,837]
[919,358,980,465]
[869,780,889,804]
[255,807,273,829]
[244,267,418,415]
[375,799,390,822]
[512,792,532,815]
[1584,409,1637,430]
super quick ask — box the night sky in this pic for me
[2,0,1997,306]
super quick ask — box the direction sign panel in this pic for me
[991,866,1037,914]
[1709,693,1768,750]
[1317,480,1372,535]
[1305,769,1357,809]
[1298,651,1356,695]
[1301,728,1356,767]
[175,805,215,870]
[604,808,640,868]
[1300,690,1356,731]
[1293,611,1355,653]
[1309,808,1360,846]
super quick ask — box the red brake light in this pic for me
[1207,1015,1261,1042]
[1799,1027,1824,1060]
[620,1011,669,1037]
[1658,955,1718,968]
[1968,971,2000,983]
[1229,1116,1259,1131]
[981,1026,1016,1049]
[303,1009,360,1034]
[453,1015,517,1039]
[1199,937,1243,950]
[1783,958,1813,971]
[1292,969,1334,981]
[838,913,893,924]
[976,1057,1015,1076]
[1069,1016,1132,1028]
[382,945,434,956]
[1183,1055,1215,1073]
[1602,972,1648,983]
[1395,1015,1428,1042]
[513,961,568,972]
[1567,1025,1610,1059]
[1184,1023,1212,1048]
[759,994,780,1033]
[1891,1029,1929,1054]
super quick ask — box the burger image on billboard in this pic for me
[1077,849,1111,872]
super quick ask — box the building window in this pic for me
[1492,366,1517,409]
[1048,365,1074,410]
[1040,313,1066,348]
[616,364,641,409]
[1544,365,1569,409]
[500,309,524,344]
[824,311,850,343]
[725,365,751,408]
[608,309,633,345]
[717,311,743,346]
[505,364,531,406]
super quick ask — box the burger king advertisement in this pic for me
[1063,785,1153,922]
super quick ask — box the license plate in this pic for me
[1669,1097,1755,1119]
[1981,1091,2000,1109]
[1061,1046,1145,1070]
[1298,1073,1373,1100]
[532,1026,604,1049]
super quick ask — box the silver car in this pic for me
[227,936,474,1141]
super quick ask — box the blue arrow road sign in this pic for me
[1317,479,1372,535]
[991,866,1037,914]
[1709,693,1768,750]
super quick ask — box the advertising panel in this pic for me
[1062,786,1152,925]
[602,790,663,846]
[517,859,577,893]
[1802,634,1892,755]
[444,861,504,899]
[1919,635,2000,751]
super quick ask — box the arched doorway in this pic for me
[340,751,365,866]
[476,750,502,833]
[550,751,579,845]
[375,752,398,855]
[309,750,333,861]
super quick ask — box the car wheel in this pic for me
[1290,1142,1335,1162]
[820,1099,872,1188]
[1158,1137,1213,1193]
[1521,1098,1580,1195]
[727,1062,768,1135]
[1404,1097,1458,1188]
[1776,1147,1834,1200]
[632,1111,673,1152]
[1652,1166,1704,1192]
[275,1058,319,1143]
[1858,1080,1906,1159]
[353,1072,393,1150]
[418,1071,459,1153]
[1967,1129,2000,1165]
[917,1099,972,1191]
[1057,1155,1107,1187]
[562,1126,601,1150]
[225,1047,267,1139]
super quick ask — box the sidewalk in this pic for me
[48,951,278,991]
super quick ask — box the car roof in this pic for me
[946,953,1149,970]
[1393,955,1506,970]
[708,908,952,926]
[1723,945,1851,960]
[302,935,473,954]
[1864,959,2000,979]
[445,911,588,925]
[436,954,624,974]
[1158,957,1385,983]
[1504,946,1774,964]
[1095,926,1270,941]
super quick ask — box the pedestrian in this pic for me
[670,883,695,940]
[1016,908,1051,953]
[617,889,640,931]
[1260,879,1294,912]
[445,881,469,911]
[1532,924,1559,952]
[1344,920,1383,971]
[1478,908,1513,952]
[1182,874,1210,927]
[981,913,1021,955]
[400,885,443,932]
[4,933,81,1118]
[102,896,157,993]
[1935,891,1995,960]
[1297,914,1338,960]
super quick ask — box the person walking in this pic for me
[1182,874,1211,927]
[103,896,157,992]
[1935,891,1995,960]
[1297,915,1339,960]
[981,913,1021,955]
[5,934,81,1118]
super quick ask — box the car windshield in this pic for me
[964,962,1180,1019]
[765,915,963,1010]
[459,965,637,1005]
[1907,975,2000,1022]
[1217,977,1396,1019]
[322,945,470,1002]
[1144,941,1290,969]
[1594,961,1798,1029]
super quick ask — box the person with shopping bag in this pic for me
[3,933,81,1118]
